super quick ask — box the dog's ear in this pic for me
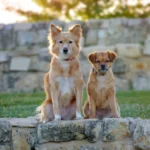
[107,51,117,62]
[69,24,82,37]
[49,24,61,36]
[88,53,96,63]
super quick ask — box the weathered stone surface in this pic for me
[0,63,9,72]
[0,120,11,143]
[35,140,89,150]
[0,145,11,150]
[81,45,115,58]
[115,78,129,91]
[29,56,49,72]
[12,127,37,150]
[8,118,39,127]
[102,118,130,142]
[15,73,41,92]
[86,19,102,29]
[36,29,47,44]
[0,52,9,63]
[17,31,36,46]
[102,141,135,150]
[112,58,128,74]
[37,120,86,143]
[132,76,150,90]
[85,119,102,142]
[144,35,150,55]
[85,29,98,46]
[133,120,150,150]
[0,29,16,49]
[64,20,83,31]
[115,43,142,58]
[29,56,40,71]
[10,57,30,71]
[14,23,32,31]
[80,145,100,150]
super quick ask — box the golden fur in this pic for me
[37,24,84,123]
[83,51,120,119]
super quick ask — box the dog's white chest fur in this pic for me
[96,76,107,89]
[56,76,75,106]
[56,76,74,94]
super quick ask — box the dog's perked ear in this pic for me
[88,53,96,63]
[107,51,117,62]
[49,24,62,36]
[69,24,82,38]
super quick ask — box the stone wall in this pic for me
[0,118,150,150]
[1,19,150,92]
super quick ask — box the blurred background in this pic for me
[0,0,150,118]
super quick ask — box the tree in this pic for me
[4,0,150,22]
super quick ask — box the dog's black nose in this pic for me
[63,48,68,54]
[101,64,106,70]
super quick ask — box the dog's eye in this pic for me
[96,60,100,63]
[106,59,110,62]
[69,41,73,44]
[59,41,63,44]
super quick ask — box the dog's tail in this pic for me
[36,105,42,113]
[35,105,42,122]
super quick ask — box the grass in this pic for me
[0,90,150,119]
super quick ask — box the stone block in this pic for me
[12,127,37,150]
[35,140,89,150]
[14,22,32,31]
[115,78,130,91]
[86,19,102,29]
[10,57,30,71]
[64,20,84,31]
[37,120,86,143]
[84,120,102,142]
[102,141,135,150]
[8,118,38,127]
[133,120,150,150]
[102,118,130,142]
[29,56,49,72]
[85,29,98,46]
[144,35,150,55]
[17,31,36,46]
[0,52,9,63]
[115,43,142,58]
[132,77,150,90]
[0,29,16,50]
[35,30,47,44]
[15,73,41,92]
[81,45,115,58]
[112,58,128,74]
[80,145,100,150]
[0,63,9,72]
[0,120,11,143]
[0,145,11,150]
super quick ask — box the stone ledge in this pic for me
[0,120,12,143]
[0,117,150,150]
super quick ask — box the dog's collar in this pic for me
[92,67,107,76]
[63,58,74,61]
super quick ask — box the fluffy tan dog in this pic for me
[83,51,120,119]
[37,24,84,123]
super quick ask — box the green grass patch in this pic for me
[0,90,150,118]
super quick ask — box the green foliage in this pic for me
[5,0,150,22]
[0,90,150,118]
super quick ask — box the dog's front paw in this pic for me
[54,114,61,120]
[111,113,120,118]
[76,111,83,119]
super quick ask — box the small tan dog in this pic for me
[83,51,120,119]
[37,24,84,123]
